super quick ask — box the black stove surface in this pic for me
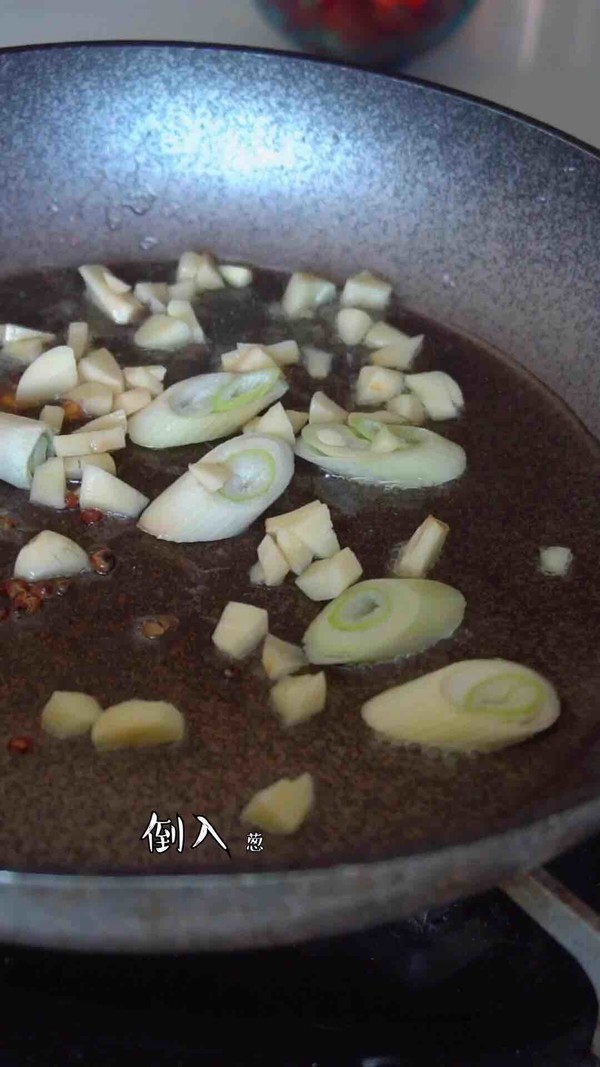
[1,839,599,1067]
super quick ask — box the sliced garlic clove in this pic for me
[79,347,124,392]
[220,264,253,288]
[79,265,143,325]
[134,281,170,314]
[16,345,78,407]
[393,515,449,578]
[187,460,231,492]
[341,271,392,310]
[79,465,149,518]
[356,365,404,406]
[66,322,90,361]
[39,405,65,433]
[123,366,165,397]
[73,410,127,434]
[336,307,372,345]
[303,347,333,380]
[257,534,290,586]
[295,547,362,601]
[539,545,573,577]
[14,530,91,581]
[370,335,423,369]
[282,272,336,318]
[405,371,464,420]
[63,453,117,481]
[262,635,307,681]
[114,388,152,416]
[285,410,309,434]
[30,457,66,509]
[166,299,205,343]
[91,699,185,751]
[64,382,114,417]
[270,673,327,727]
[252,402,296,446]
[212,601,269,659]
[42,691,102,739]
[241,773,315,835]
[386,394,427,424]
[53,426,126,457]
[308,391,347,425]
[274,528,314,575]
[134,314,191,351]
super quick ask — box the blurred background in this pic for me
[2,0,600,147]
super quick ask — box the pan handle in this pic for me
[503,869,600,1058]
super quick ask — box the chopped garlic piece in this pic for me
[249,561,265,585]
[235,346,278,373]
[134,281,169,314]
[271,674,327,727]
[123,366,165,397]
[3,338,44,363]
[16,345,78,407]
[169,279,197,301]
[14,530,91,581]
[0,323,55,344]
[539,546,573,577]
[267,501,339,559]
[241,773,315,835]
[79,265,143,325]
[370,335,423,369]
[356,365,404,406]
[275,528,314,575]
[73,409,126,434]
[196,253,226,292]
[282,272,336,318]
[285,410,309,434]
[63,454,116,481]
[257,534,290,586]
[364,321,412,349]
[30,457,66,509]
[167,299,205,343]
[308,391,347,425]
[66,322,90,361]
[92,699,185,751]
[252,402,296,446]
[42,691,102,739]
[220,264,253,288]
[341,271,391,310]
[53,426,126,457]
[304,347,333,380]
[114,388,152,416]
[260,340,300,366]
[79,347,124,392]
[134,313,191,351]
[212,601,269,659]
[262,635,307,681]
[295,547,362,601]
[64,382,114,417]
[265,500,323,534]
[405,371,464,420]
[80,465,149,518]
[393,515,449,578]
[386,394,427,424]
[188,459,230,491]
[242,416,261,434]
[40,405,64,433]
[336,307,372,345]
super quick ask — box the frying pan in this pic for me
[2,42,600,953]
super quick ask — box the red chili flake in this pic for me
[0,606,9,622]
[0,515,16,530]
[54,578,71,597]
[89,547,116,575]
[80,508,103,526]
[2,578,29,599]
[0,392,19,412]
[7,736,32,754]
[62,399,84,422]
[65,490,79,510]
[12,589,42,616]
[29,580,56,600]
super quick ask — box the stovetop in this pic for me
[2,839,599,1066]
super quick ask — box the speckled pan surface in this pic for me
[2,43,600,952]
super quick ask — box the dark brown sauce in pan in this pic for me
[1,263,600,875]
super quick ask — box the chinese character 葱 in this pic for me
[191,815,230,858]
[141,811,184,854]
[246,832,263,853]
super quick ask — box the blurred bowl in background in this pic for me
[256,0,481,67]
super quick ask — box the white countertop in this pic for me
[3,0,600,149]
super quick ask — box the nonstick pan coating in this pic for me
[1,43,600,951]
